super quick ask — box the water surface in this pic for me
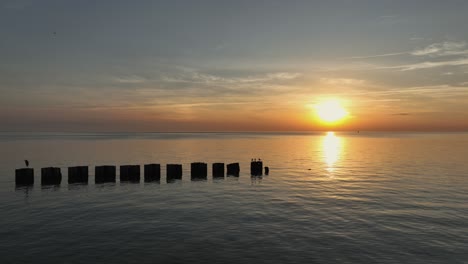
[0,132,467,263]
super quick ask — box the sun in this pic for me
[315,99,348,124]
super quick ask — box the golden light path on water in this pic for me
[322,131,342,172]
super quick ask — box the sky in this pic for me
[1,0,468,132]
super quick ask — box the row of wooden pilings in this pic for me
[15,161,269,185]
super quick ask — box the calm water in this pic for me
[0,132,467,264]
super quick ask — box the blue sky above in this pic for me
[1,0,468,131]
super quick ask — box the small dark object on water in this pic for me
[68,166,88,184]
[41,167,62,185]
[95,165,116,183]
[227,163,240,176]
[166,164,182,181]
[120,165,141,182]
[16,168,34,185]
[212,163,225,178]
[250,160,263,176]
[144,164,160,182]
[191,162,207,179]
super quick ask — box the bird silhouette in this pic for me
[24,160,29,167]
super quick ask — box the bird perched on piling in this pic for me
[24,160,29,167]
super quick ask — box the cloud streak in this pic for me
[356,41,468,58]
[411,41,468,57]
[162,69,301,85]
[382,58,468,71]
[349,52,407,59]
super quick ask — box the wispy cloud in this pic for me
[114,75,147,84]
[162,68,301,84]
[320,78,366,86]
[351,41,468,61]
[381,85,468,96]
[351,41,468,71]
[349,52,407,59]
[382,58,468,71]
[411,41,468,56]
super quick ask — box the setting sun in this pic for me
[315,100,348,124]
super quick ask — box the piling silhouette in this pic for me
[250,161,263,176]
[68,166,88,184]
[95,165,116,183]
[227,163,240,176]
[212,163,225,178]
[120,165,140,182]
[41,167,62,185]
[191,162,207,180]
[15,168,34,185]
[144,164,160,182]
[166,164,182,182]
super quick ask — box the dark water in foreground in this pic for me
[0,132,467,264]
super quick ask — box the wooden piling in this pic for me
[191,162,207,179]
[15,168,34,185]
[41,167,62,185]
[166,164,182,181]
[212,163,225,178]
[226,163,240,176]
[68,166,88,184]
[250,161,263,176]
[95,165,116,183]
[265,166,269,175]
[120,165,140,182]
[144,164,160,182]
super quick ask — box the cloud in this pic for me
[382,58,468,71]
[392,113,410,116]
[411,41,468,57]
[320,78,366,86]
[350,41,468,61]
[163,68,301,85]
[410,37,425,41]
[114,75,147,84]
[349,52,407,59]
[386,85,468,96]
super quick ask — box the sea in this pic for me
[0,132,467,264]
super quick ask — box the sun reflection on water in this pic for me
[323,131,342,172]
